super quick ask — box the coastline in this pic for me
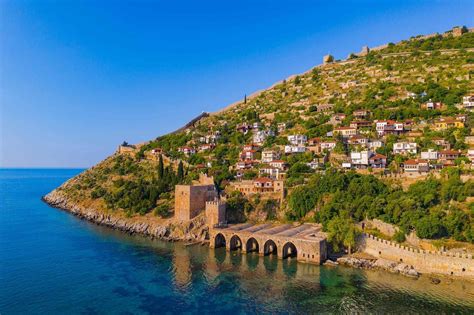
[42,190,208,242]
[43,190,474,283]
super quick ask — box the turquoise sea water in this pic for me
[1,169,474,314]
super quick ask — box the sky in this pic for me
[1,1,473,168]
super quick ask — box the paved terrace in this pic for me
[209,223,327,264]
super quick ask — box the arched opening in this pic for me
[246,238,259,253]
[214,233,226,248]
[282,242,298,259]
[264,239,277,256]
[229,235,243,251]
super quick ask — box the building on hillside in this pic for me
[334,126,357,138]
[369,154,387,168]
[269,160,288,170]
[261,149,280,163]
[421,100,444,110]
[307,157,326,170]
[350,151,372,169]
[439,150,461,165]
[393,142,417,155]
[287,134,307,145]
[348,135,368,146]
[432,138,451,150]
[252,130,268,145]
[462,95,474,111]
[243,144,257,151]
[329,113,346,125]
[467,149,474,165]
[320,141,337,151]
[403,159,429,173]
[284,145,307,154]
[420,149,439,160]
[178,146,196,156]
[368,139,383,150]
[240,149,257,161]
[349,120,372,129]
[465,136,474,145]
[228,178,285,199]
[375,120,404,136]
[277,123,287,133]
[434,118,465,130]
[353,109,370,119]
[199,143,215,152]
[259,165,285,180]
[317,104,334,113]
[235,160,257,170]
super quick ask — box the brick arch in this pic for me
[229,235,243,250]
[282,242,298,259]
[214,233,226,248]
[264,239,278,256]
[246,237,260,253]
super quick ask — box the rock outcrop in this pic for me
[336,256,420,278]
[42,190,208,241]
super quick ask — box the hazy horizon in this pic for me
[1,0,473,168]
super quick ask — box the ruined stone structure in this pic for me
[360,234,474,278]
[323,54,334,64]
[359,45,370,56]
[209,223,327,264]
[174,174,218,221]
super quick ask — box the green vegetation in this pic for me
[287,169,474,243]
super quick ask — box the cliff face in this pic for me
[43,189,208,241]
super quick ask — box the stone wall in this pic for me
[359,234,474,278]
[174,185,212,221]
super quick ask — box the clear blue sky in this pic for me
[1,1,473,168]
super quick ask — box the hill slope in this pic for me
[45,27,474,245]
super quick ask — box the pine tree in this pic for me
[158,154,164,179]
[177,161,184,181]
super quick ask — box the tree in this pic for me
[177,161,184,181]
[158,155,164,179]
[327,215,359,254]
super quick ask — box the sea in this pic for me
[1,168,473,314]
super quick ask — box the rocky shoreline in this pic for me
[333,256,420,278]
[42,190,208,242]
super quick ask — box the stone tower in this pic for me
[359,46,370,56]
[452,26,466,37]
[323,54,334,65]
[205,200,226,227]
[174,174,217,221]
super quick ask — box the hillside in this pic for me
[46,27,474,247]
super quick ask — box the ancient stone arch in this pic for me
[229,235,243,251]
[246,237,259,253]
[264,239,278,256]
[282,242,298,259]
[214,233,226,248]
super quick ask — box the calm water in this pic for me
[1,169,474,314]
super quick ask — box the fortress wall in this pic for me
[360,234,474,278]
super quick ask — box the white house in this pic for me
[287,135,307,145]
[420,149,439,160]
[463,95,474,111]
[284,145,307,154]
[468,149,474,164]
[269,160,288,170]
[393,142,417,155]
[261,150,280,163]
[368,139,383,149]
[320,141,337,151]
[350,151,372,168]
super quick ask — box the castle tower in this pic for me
[452,26,466,37]
[205,200,226,227]
[174,174,217,221]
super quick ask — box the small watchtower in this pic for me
[205,200,226,227]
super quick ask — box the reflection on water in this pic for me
[124,231,474,314]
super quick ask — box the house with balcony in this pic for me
[334,126,357,138]
[261,150,280,163]
[462,95,474,111]
[353,109,370,119]
[284,145,307,154]
[178,146,196,156]
[320,141,337,151]
[403,159,429,173]
[421,100,444,110]
[439,150,460,166]
[393,142,417,155]
[434,118,464,130]
[420,149,439,161]
[287,134,308,145]
[368,154,387,168]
